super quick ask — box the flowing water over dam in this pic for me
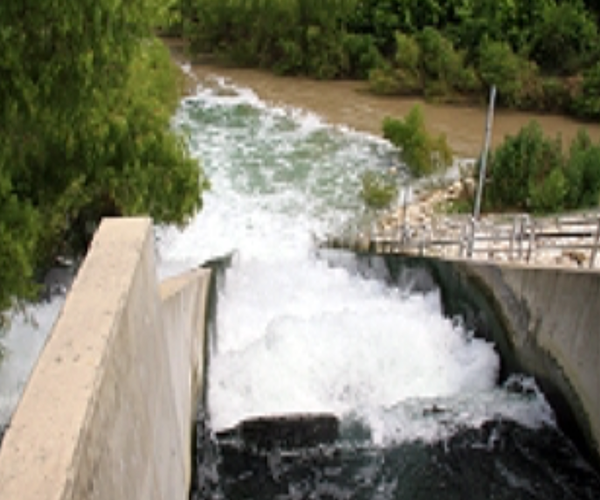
[157,77,600,498]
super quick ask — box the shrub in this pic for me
[486,123,600,214]
[417,27,478,98]
[305,25,348,79]
[529,167,567,213]
[274,38,304,75]
[565,131,600,208]
[360,170,398,210]
[184,0,356,79]
[487,121,564,212]
[368,65,402,95]
[382,106,453,177]
[530,2,598,75]
[393,32,422,94]
[478,39,539,108]
[152,0,183,35]
[478,40,517,83]
[540,78,572,114]
[343,33,383,79]
[573,63,600,120]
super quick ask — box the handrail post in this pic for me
[467,216,476,258]
[517,215,525,261]
[590,216,600,268]
[510,215,518,261]
[527,216,535,263]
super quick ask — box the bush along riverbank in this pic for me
[363,105,600,217]
[0,1,209,326]
[178,0,600,120]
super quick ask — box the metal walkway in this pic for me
[323,211,600,269]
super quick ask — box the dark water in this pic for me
[192,417,600,500]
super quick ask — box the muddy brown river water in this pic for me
[166,40,600,158]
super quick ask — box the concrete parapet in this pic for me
[0,218,210,500]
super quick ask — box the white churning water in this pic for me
[0,298,63,426]
[157,76,555,445]
[0,75,553,443]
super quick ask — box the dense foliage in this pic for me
[181,0,358,78]
[383,106,453,177]
[485,123,600,214]
[180,0,600,118]
[0,1,207,319]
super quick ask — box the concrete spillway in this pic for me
[0,218,599,499]
[380,254,600,467]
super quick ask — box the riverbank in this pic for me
[164,38,600,158]
[165,37,600,271]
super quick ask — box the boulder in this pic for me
[217,413,339,450]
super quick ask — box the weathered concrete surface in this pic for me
[458,261,600,461]
[160,267,210,493]
[379,254,600,465]
[0,218,210,500]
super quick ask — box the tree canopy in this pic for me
[180,0,600,118]
[0,0,208,319]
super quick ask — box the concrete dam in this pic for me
[0,217,599,498]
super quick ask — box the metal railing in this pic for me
[324,211,600,269]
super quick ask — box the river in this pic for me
[167,40,600,158]
[155,67,600,498]
[2,47,600,497]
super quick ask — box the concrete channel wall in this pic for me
[381,254,600,465]
[458,261,600,462]
[0,218,210,500]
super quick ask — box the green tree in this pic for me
[478,39,539,108]
[0,175,39,322]
[0,1,207,318]
[183,0,357,78]
[530,1,598,75]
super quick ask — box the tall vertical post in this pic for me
[473,86,497,220]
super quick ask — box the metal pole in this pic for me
[473,86,497,220]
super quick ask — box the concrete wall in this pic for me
[458,261,600,462]
[0,218,210,500]
[380,254,600,465]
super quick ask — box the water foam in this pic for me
[0,74,555,445]
[0,299,63,425]
[156,77,554,442]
